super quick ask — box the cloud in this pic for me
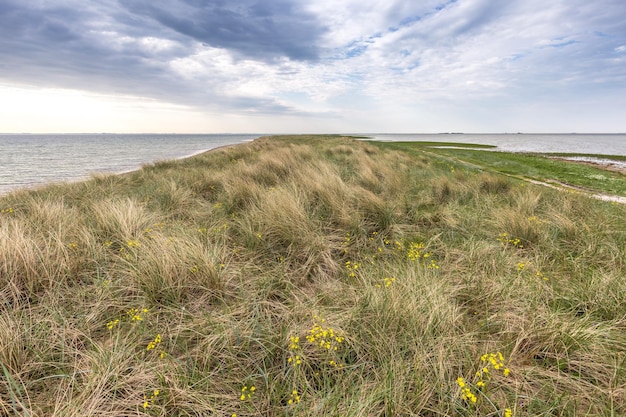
[119,0,327,61]
[0,0,319,115]
[0,0,625,132]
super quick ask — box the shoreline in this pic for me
[549,156,626,175]
[0,140,254,198]
[2,137,624,201]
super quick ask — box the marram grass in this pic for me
[1,135,625,416]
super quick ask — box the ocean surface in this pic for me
[1,133,625,196]
[0,134,260,195]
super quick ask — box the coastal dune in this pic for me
[1,135,625,416]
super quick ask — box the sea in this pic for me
[1,133,625,196]
[0,134,260,195]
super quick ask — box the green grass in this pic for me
[375,141,626,197]
[381,141,497,149]
[1,135,626,416]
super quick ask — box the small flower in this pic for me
[126,240,140,248]
[240,385,255,401]
[427,259,440,269]
[381,277,395,287]
[345,261,361,277]
[289,336,300,350]
[142,388,160,409]
[128,307,148,322]
[146,334,162,351]
[288,389,301,404]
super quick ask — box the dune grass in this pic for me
[1,135,625,416]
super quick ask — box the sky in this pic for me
[0,0,625,134]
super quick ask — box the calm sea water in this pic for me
[0,134,259,195]
[1,133,625,196]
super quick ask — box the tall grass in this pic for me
[1,135,625,416]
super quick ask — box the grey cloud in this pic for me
[120,0,327,61]
[0,0,307,114]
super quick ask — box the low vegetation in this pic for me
[383,142,626,197]
[1,135,625,416]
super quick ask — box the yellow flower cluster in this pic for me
[0,207,14,214]
[375,277,396,288]
[345,261,360,278]
[527,215,545,225]
[328,359,343,369]
[497,233,524,248]
[128,307,148,322]
[427,258,440,269]
[287,389,301,404]
[239,385,255,401]
[105,307,149,329]
[106,319,120,330]
[401,241,440,268]
[406,242,425,261]
[306,318,344,351]
[146,334,162,351]
[289,335,299,350]
[126,240,141,248]
[142,389,160,409]
[456,377,477,404]
[477,351,510,378]
[287,335,302,366]
[456,351,511,407]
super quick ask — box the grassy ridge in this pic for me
[1,135,626,416]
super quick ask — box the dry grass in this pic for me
[1,135,625,416]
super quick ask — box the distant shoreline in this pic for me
[3,134,626,198]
